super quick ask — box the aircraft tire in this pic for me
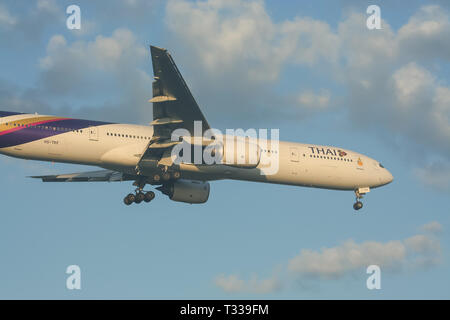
[353,201,363,210]
[144,191,155,202]
[135,192,145,204]
[172,171,181,180]
[124,193,135,205]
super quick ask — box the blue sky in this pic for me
[0,0,449,299]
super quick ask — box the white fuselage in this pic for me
[0,112,393,191]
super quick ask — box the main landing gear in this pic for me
[353,187,370,211]
[123,190,155,205]
[123,169,181,205]
[123,179,156,205]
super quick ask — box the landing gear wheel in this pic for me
[135,192,145,204]
[153,174,161,183]
[162,172,171,181]
[124,193,135,205]
[172,171,181,180]
[353,201,363,211]
[124,196,132,205]
[144,191,155,203]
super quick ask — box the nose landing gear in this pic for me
[353,187,369,211]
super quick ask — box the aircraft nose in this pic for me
[383,169,394,185]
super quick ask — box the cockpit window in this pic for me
[379,163,385,168]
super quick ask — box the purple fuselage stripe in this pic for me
[0,118,113,148]
[0,111,25,118]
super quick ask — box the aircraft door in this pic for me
[289,147,300,177]
[89,126,99,141]
[290,147,299,162]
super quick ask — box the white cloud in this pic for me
[214,273,281,294]
[36,0,59,14]
[0,1,64,44]
[404,234,441,256]
[38,28,150,99]
[398,5,450,60]
[335,9,450,160]
[287,229,441,280]
[404,234,442,268]
[297,90,331,109]
[337,12,398,72]
[215,222,442,293]
[40,29,147,73]
[420,221,444,235]
[0,28,153,123]
[344,8,450,154]
[167,0,280,82]
[215,274,245,293]
[391,63,435,107]
[432,86,450,139]
[164,0,343,123]
[403,5,448,36]
[0,4,16,27]
[166,0,338,83]
[414,161,450,192]
[287,239,407,279]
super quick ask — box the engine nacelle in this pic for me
[158,179,210,204]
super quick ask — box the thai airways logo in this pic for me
[338,150,347,157]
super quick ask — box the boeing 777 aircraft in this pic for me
[0,46,392,210]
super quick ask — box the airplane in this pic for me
[0,46,393,210]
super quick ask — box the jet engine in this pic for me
[157,179,210,204]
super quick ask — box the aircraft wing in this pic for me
[30,170,135,182]
[136,46,213,173]
[149,45,211,140]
